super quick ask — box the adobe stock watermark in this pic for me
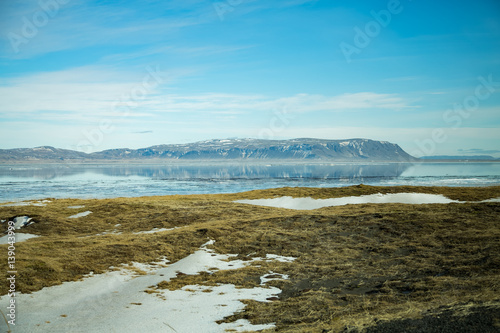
[411,74,499,157]
[258,106,295,140]
[5,221,17,329]
[340,0,410,63]
[75,65,166,153]
[7,0,70,54]
[213,0,245,21]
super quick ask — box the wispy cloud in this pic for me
[384,76,419,82]
[0,65,414,118]
[0,67,141,114]
[0,0,213,59]
[149,92,413,115]
[100,44,255,63]
[457,148,500,155]
[0,65,186,118]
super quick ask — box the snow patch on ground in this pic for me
[235,193,461,210]
[0,200,51,207]
[68,211,92,218]
[79,227,181,238]
[0,240,288,332]
[481,197,500,203]
[0,233,40,244]
[97,230,123,236]
[154,284,277,332]
[68,205,85,209]
[265,254,296,262]
[134,227,180,235]
[9,216,35,229]
[260,272,289,285]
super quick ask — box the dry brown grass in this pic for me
[1,185,500,332]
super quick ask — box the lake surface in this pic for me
[1,162,499,203]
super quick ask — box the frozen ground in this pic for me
[0,241,294,332]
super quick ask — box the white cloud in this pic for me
[383,76,419,82]
[273,92,410,112]
[147,92,411,114]
[99,44,254,63]
[0,65,178,118]
[0,65,413,119]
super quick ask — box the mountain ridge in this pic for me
[420,155,498,161]
[0,138,416,162]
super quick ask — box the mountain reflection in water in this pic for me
[1,162,499,202]
[0,163,409,181]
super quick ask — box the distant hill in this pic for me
[420,155,497,161]
[0,146,89,161]
[0,138,416,162]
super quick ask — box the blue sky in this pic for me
[0,0,499,157]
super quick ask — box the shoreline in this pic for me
[2,183,500,206]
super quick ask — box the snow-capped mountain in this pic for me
[0,138,416,161]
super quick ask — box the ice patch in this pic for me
[0,240,286,332]
[235,193,461,210]
[0,233,40,244]
[68,211,92,218]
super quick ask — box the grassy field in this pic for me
[1,185,500,332]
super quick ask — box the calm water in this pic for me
[1,162,499,203]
